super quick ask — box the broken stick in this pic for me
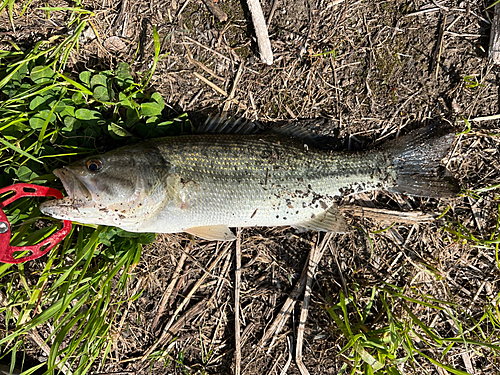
[234,229,242,375]
[246,0,274,65]
[490,3,500,64]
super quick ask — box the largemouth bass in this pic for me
[40,120,459,241]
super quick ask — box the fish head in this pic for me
[40,145,170,229]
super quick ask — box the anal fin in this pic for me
[184,225,236,241]
[293,205,350,233]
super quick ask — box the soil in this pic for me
[2,0,500,374]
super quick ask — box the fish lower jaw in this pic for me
[39,198,93,220]
[40,200,72,219]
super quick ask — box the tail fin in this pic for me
[386,126,460,198]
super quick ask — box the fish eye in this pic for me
[86,159,103,172]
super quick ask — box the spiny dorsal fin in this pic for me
[199,115,340,149]
[293,205,350,233]
[197,114,262,134]
[184,225,236,241]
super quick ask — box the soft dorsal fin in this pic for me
[184,225,236,241]
[197,115,262,134]
[293,205,350,233]
[272,123,340,150]
[273,123,320,144]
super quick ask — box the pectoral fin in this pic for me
[184,225,236,241]
[294,205,350,233]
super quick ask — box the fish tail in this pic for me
[387,126,460,198]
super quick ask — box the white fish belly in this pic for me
[137,165,389,233]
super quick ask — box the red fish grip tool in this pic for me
[0,184,72,264]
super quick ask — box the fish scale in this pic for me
[145,134,394,232]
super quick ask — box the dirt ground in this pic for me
[3,0,500,374]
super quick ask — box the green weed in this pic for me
[327,198,500,374]
[463,76,485,90]
[326,284,500,374]
[0,24,187,374]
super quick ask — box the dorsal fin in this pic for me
[273,123,320,143]
[197,114,262,134]
[198,115,342,150]
[272,123,340,150]
[293,205,350,233]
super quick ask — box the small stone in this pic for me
[104,36,127,52]
[79,26,96,44]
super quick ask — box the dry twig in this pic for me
[150,299,208,351]
[193,72,228,97]
[296,234,331,375]
[245,0,273,64]
[151,242,191,331]
[183,36,260,74]
[234,229,242,375]
[280,335,293,375]
[433,15,447,79]
[259,255,310,349]
[142,242,233,359]
[490,3,500,64]
[339,206,438,224]
[259,234,333,350]
[185,44,225,81]
[223,63,245,113]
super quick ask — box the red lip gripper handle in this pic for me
[0,183,72,264]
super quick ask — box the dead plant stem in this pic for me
[234,229,242,375]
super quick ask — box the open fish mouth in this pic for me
[40,168,94,219]
[53,167,93,203]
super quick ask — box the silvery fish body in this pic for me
[40,122,459,241]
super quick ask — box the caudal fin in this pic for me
[386,126,460,198]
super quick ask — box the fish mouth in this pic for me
[40,167,94,219]
[53,167,93,204]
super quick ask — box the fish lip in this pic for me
[53,167,92,204]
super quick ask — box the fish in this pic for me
[40,117,460,241]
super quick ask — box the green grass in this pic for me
[0,227,144,374]
[326,283,500,374]
[325,198,500,374]
[0,13,190,373]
